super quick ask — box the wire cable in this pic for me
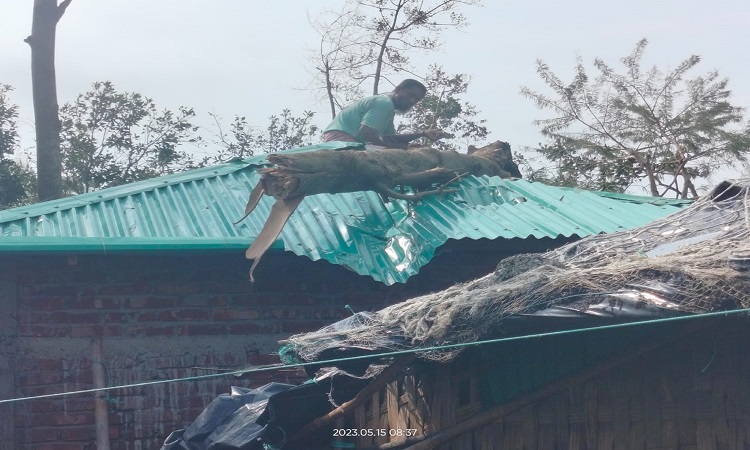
[0,307,747,405]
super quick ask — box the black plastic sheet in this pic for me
[161,382,293,450]
[161,375,370,450]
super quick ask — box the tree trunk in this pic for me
[372,30,392,95]
[323,62,336,119]
[258,142,521,201]
[25,0,71,201]
[644,161,659,197]
[372,0,403,95]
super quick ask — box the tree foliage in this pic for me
[0,85,19,159]
[59,81,199,194]
[399,65,488,150]
[518,139,636,192]
[0,84,36,208]
[206,109,319,163]
[308,0,481,116]
[522,39,750,198]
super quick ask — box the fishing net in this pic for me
[282,179,750,363]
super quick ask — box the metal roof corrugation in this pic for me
[0,143,691,284]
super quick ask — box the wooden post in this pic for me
[91,338,111,450]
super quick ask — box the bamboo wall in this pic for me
[337,319,750,449]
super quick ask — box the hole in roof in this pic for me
[709,181,742,202]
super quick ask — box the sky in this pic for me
[2,0,750,194]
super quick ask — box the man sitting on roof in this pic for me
[321,79,451,149]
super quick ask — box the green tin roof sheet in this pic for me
[0,142,691,284]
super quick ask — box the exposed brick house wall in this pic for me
[0,237,569,450]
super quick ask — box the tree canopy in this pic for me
[59,81,199,194]
[399,65,488,151]
[522,39,750,198]
[0,84,35,208]
[205,109,319,164]
[0,85,19,160]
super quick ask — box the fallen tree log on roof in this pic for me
[256,141,521,200]
[238,141,522,281]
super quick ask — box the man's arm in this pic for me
[357,126,452,149]
[382,132,424,148]
[355,125,403,148]
[382,129,453,148]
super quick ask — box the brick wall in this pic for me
[0,260,17,450]
[2,237,568,449]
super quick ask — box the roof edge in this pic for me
[0,236,284,253]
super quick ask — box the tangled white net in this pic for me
[282,179,750,363]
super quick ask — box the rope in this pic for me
[0,307,747,405]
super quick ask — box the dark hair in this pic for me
[396,79,427,95]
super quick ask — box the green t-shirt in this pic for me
[324,95,396,140]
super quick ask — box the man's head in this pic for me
[391,79,427,112]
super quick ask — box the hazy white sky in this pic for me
[2,0,749,191]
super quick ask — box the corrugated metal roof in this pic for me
[0,143,691,284]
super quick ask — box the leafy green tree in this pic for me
[59,81,199,194]
[522,39,750,197]
[309,0,482,116]
[399,65,488,150]
[206,109,319,163]
[0,85,20,160]
[0,84,36,208]
[519,139,636,192]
